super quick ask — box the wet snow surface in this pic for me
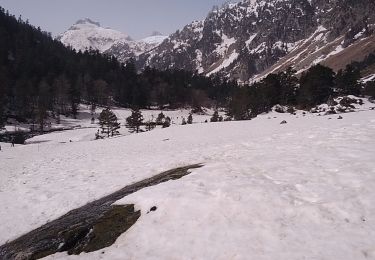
[1,105,375,259]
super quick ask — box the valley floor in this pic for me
[1,106,375,259]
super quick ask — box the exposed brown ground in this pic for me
[255,33,375,80]
[322,35,375,72]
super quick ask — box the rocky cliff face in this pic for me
[138,0,375,82]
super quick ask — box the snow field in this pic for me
[22,107,217,145]
[0,104,374,259]
[46,109,375,259]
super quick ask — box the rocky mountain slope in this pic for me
[58,18,167,63]
[138,0,375,82]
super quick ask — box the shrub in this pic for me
[13,131,27,144]
[339,97,356,109]
[274,105,285,113]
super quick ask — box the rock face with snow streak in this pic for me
[58,19,167,63]
[138,0,375,82]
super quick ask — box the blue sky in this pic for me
[0,0,233,39]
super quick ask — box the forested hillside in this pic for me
[0,7,234,128]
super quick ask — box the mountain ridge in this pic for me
[137,0,375,82]
[58,1,375,81]
[58,18,167,63]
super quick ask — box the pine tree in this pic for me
[227,87,252,120]
[90,103,96,116]
[364,80,375,98]
[261,73,282,108]
[298,64,335,108]
[187,113,193,124]
[37,79,50,133]
[278,67,298,105]
[93,79,110,106]
[163,116,171,128]
[156,112,165,125]
[126,109,144,133]
[0,67,6,129]
[336,65,361,96]
[211,110,220,122]
[70,80,81,119]
[98,108,120,137]
[53,74,70,116]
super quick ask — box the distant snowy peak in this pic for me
[58,18,132,53]
[58,19,167,63]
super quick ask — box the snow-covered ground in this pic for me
[0,106,216,145]
[1,100,375,259]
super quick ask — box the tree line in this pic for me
[227,62,374,120]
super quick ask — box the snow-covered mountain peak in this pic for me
[58,18,133,53]
[58,19,168,63]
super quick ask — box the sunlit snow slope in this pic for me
[1,107,375,259]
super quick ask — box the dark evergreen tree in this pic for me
[0,67,7,128]
[156,112,165,125]
[98,108,120,137]
[298,64,335,108]
[227,87,251,120]
[126,109,144,133]
[187,113,193,124]
[278,67,298,105]
[162,116,171,128]
[260,73,282,108]
[36,79,50,133]
[211,110,220,122]
[336,65,361,96]
[363,80,375,98]
[13,131,26,144]
[53,74,70,117]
